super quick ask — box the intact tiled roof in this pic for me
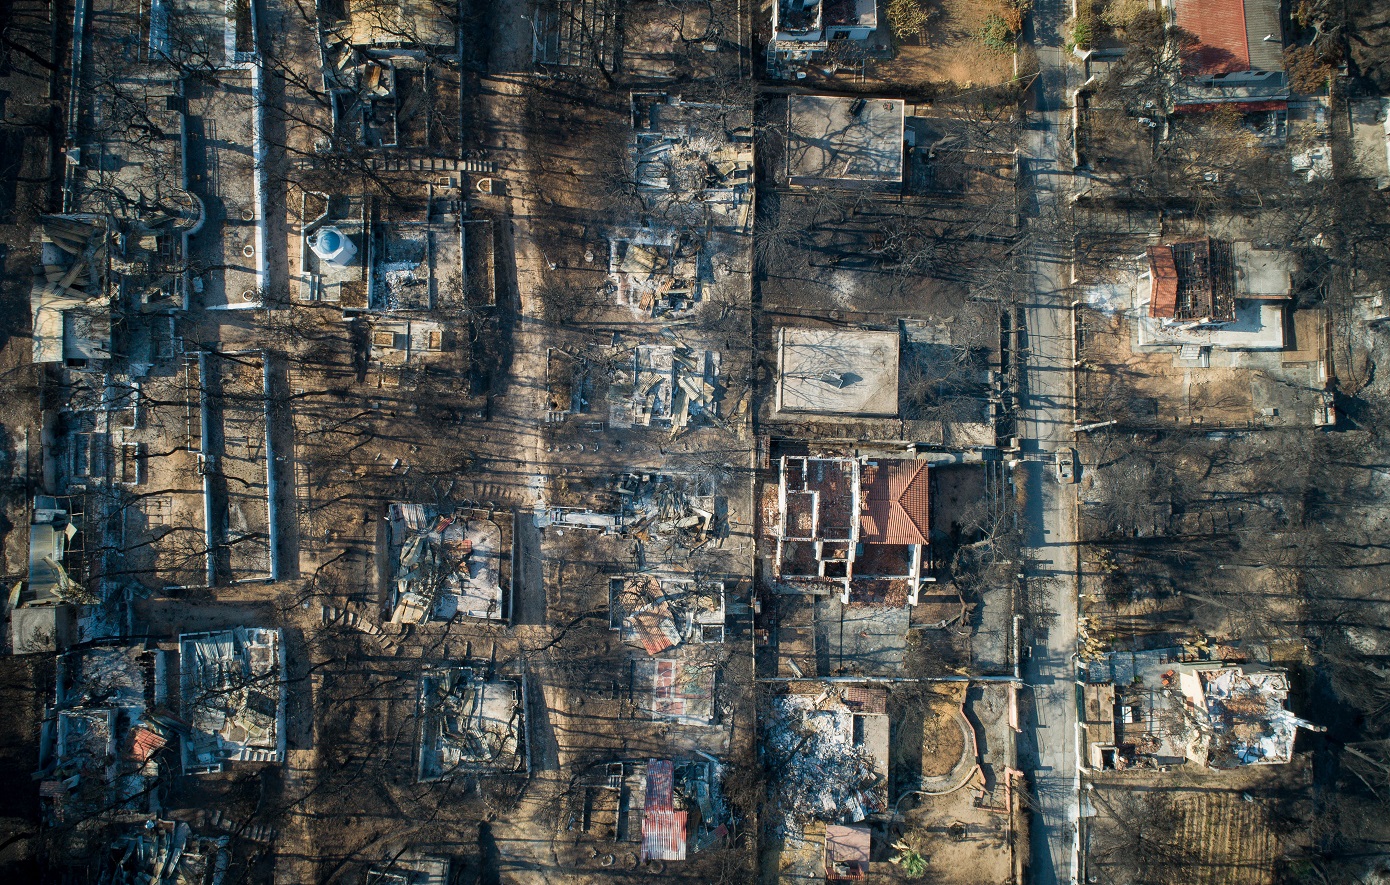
[1147,246,1179,319]
[1242,0,1284,72]
[1176,0,1251,76]
[860,461,930,545]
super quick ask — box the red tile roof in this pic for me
[860,461,930,545]
[126,725,168,763]
[1176,0,1251,76]
[842,685,888,714]
[628,598,679,655]
[1147,246,1179,319]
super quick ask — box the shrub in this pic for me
[1072,14,1094,49]
[886,0,932,42]
[980,13,1015,52]
[1101,0,1148,30]
[1284,45,1331,94]
[889,841,929,878]
[1001,0,1032,33]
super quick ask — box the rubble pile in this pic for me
[417,666,524,779]
[99,820,229,885]
[388,504,504,623]
[764,692,886,833]
[180,628,285,772]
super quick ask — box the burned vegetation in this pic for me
[7,0,1390,883]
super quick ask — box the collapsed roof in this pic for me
[179,628,285,773]
[630,93,754,230]
[1147,239,1238,323]
[417,666,524,780]
[620,345,722,432]
[98,819,229,885]
[1178,663,1308,768]
[609,232,703,318]
[764,687,889,835]
[387,504,509,624]
[32,216,113,365]
[40,646,170,824]
[613,575,727,654]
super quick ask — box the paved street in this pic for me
[1019,0,1082,883]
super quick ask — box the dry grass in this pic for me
[920,689,969,778]
[1088,763,1312,885]
[882,0,1018,89]
[1076,307,1328,429]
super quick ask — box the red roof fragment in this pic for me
[642,761,686,861]
[126,725,168,763]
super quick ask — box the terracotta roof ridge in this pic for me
[895,461,931,541]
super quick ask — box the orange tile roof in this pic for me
[1177,0,1251,76]
[126,725,168,763]
[1147,246,1179,319]
[627,598,680,655]
[842,685,888,714]
[860,461,930,545]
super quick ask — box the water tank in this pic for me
[308,226,356,266]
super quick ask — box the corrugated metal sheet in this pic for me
[641,810,687,861]
[641,761,686,860]
[644,759,674,812]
